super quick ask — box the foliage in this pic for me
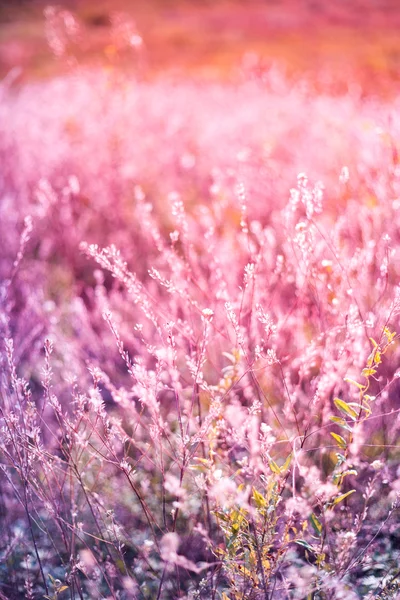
[1,9,400,600]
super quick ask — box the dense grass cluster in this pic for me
[2,29,400,599]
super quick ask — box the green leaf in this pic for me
[333,469,357,485]
[344,377,366,391]
[281,453,293,472]
[252,487,267,509]
[384,327,396,344]
[214,510,229,522]
[330,432,347,449]
[334,398,358,421]
[374,350,382,365]
[335,453,346,465]
[341,469,357,478]
[269,458,281,475]
[295,540,315,552]
[369,337,378,348]
[309,513,323,536]
[364,394,376,402]
[348,402,371,417]
[366,350,376,368]
[329,416,353,432]
[361,368,377,378]
[332,489,355,506]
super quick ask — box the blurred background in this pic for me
[0,0,400,93]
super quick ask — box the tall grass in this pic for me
[1,9,400,599]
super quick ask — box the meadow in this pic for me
[1,4,400,599]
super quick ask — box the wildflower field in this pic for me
[2,2,400,599]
